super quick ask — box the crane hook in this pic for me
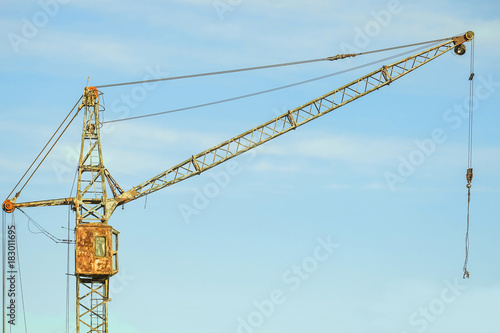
[466,168,473,188]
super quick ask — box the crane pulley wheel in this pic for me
[87,86,99,98]
[453,31,474,56]
[2,199,14,213]
[454,44,467,56]
[465,31,475,41]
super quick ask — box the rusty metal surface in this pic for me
[75,223,114,276]
[2,200,14,213]
[452,31,475,45]
[6,197,74,210]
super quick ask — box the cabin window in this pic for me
[95,236,106,257]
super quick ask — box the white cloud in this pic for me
[3,0,498,78]
[15,32,143,68]
[103,121,225,151]
[249,160,301,173]
[262,133,411,165]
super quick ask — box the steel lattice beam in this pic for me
[114,38,466,206]
[77,277,109,333]
[75,88,111,333]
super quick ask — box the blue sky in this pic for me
[1,0,499,332]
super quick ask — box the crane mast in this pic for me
[1,31,474,332]
[73,87,119,333]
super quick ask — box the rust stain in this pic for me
[75,223,113,276]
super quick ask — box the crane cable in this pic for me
[463,38,475,279]
[101,42,443,124]
[6,97,83,202]
[93,37,454,89]
[65,209,72,333]
[2,210,5,333]
[16,208,74,245]
[65,167,78,333]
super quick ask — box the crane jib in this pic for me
[114,32,473,207]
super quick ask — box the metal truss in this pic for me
[77,277,109,333]
[76,88,110,333]
[118,39,461,203]
[76,88,108,225]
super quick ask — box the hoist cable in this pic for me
[65,167,78,333]
[94,37,453,89]
[464,188,471,279]
[468,39,475,169]
[8,98,83,201]
[463,38,475,279]
[6,97,83,201]
[101,43,440,124]
[65,206,72,333]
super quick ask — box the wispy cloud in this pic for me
[261,132,411,165]
[3,0,496,79]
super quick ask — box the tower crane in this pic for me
[2,31,474,332]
